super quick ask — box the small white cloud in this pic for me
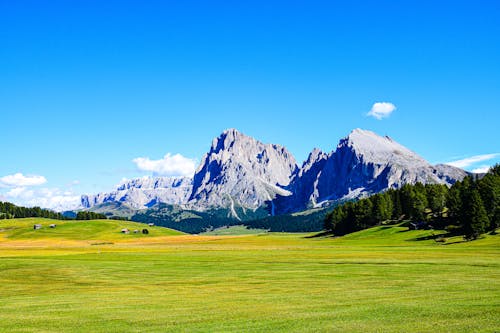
[367,102,396,120]
[133,153,196,177]
[6,187,34,199]
[472,166,491,173]
[27,193,80,211]
[0,173,47,187]
[4,186,80,211]
[446,153,500,169]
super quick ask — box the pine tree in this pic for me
[389,189,403,220]
[426,184,447,217]
[410,183,428,221]
[463,188,489,240]
[478,170,500,231]
[373,193,393,222]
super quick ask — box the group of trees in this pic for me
[244,209,326,232]
[0,201,108,221]
[0,201,68,220]
[325,165,499,240]
[75,211,107,220]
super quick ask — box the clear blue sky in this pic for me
[1,1,499,209]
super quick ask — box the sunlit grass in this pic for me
[0,218,498,332]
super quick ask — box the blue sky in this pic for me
[1,1,499,209]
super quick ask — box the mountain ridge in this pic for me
[81,128,468,218]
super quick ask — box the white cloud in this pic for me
[4,186,80,211]
[133,153,196,177]
[6,187,34,199]
[367,102,396,120]
[472,166,491,174]
[27,193,81,212]
[0,173,47,187]
[446,153,500,169]
[0,173,81,211]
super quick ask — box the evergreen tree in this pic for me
[463,188,489,240]
[372,193,393,222]
[447,181,462,223]
[478,169,500,231]
[426,184,447,217]
[324,205,346,232]
[389,189,403,219]
[400,184,414,218]
[410,183,428,221]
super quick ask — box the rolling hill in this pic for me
[0,218,183,241]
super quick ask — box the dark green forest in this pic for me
[0,201,68,220]
[325,165,499,240]
[0,202,107,221]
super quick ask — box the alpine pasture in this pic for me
[0,218,498,332]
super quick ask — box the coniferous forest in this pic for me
[0,201,68,220]
[0,202,107,221]
[325,165,499,240]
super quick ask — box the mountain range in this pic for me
[80,128,468,220]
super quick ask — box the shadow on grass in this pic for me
[407,231,472,245]
[410,234,442,241]
[304,231,334,239]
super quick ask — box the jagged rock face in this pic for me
[81,176,193,210]
[273,148,328,214]
[317,129,446,199]
[432,164,469,184]
[274,129,468,214]
[80,128,468,218]
[188,129,297,214]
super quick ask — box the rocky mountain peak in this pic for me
[210,128,245,153]
[298,148,328,177]
[340,128,428,166]
[189,129,297,215]
[273,128,468,215]
[80,128,468,220]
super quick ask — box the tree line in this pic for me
[0,201,68,220]
[75,211,108,220]
[0,201,108,221]
[325,165,499,240]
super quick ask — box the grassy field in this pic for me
[201,225,268,235]
[0,218,499,332]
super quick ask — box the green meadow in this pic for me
[0,218,499,332]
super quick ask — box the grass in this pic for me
[0,218,499,332]
[0,218,183,241]
[201,225,268,235]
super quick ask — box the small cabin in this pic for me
[49,224,56,228]
[121,228,130,234]
[142,229,149,234]
[148,223,155,227]
[33,224,42,230]
[133,230,139,234]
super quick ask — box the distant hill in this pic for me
[0,218,183,241]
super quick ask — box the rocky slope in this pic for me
[187,129,297,218]
[274,129,468,214]
[81,128,468,218]
[81,176,193,210]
